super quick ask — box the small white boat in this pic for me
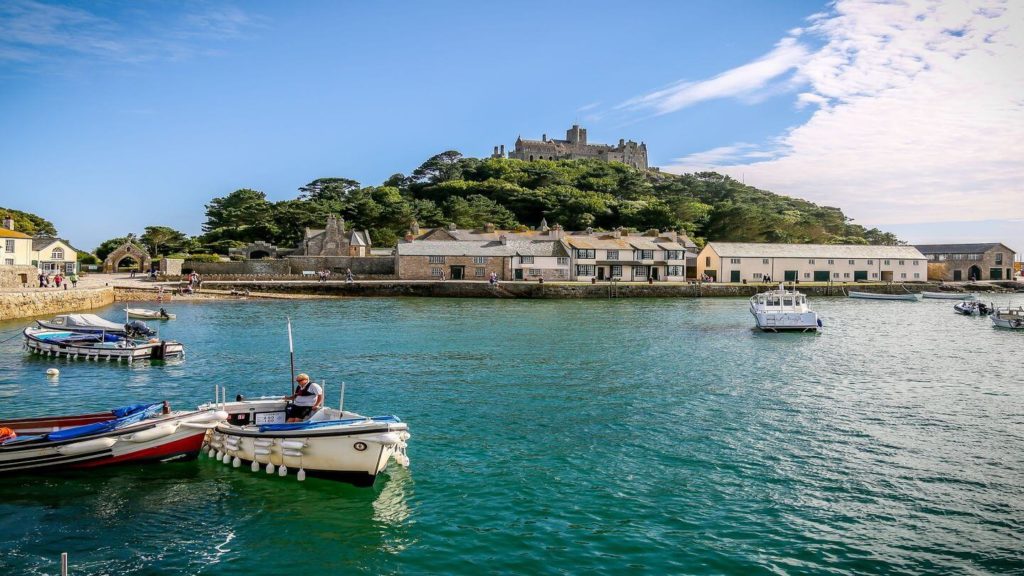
[991,306,1024,329]
[922,291,976,300]
[36,313,155,337]
[202,396,410,486]
[127,307,176,320]
[848,291,920,301]
[23,327,184,362]
[750,284,820,332]
[954,301,992,316]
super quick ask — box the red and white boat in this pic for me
[0,402,225,475]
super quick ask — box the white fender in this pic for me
[254,447,271,455]
[56,437,117,455]
[254,439,273,447]
[120,422,179,442]
[281,440,305,450]
[282,449,304,458]
[360,432,401,446]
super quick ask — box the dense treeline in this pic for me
[0,206,57,237]
[186,152,900,254]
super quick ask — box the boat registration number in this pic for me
[255,412,285,424]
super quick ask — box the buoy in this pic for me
[232,456,241,468]
[46,368,59,377]
[278,465,288,477]
[266,463,275,474]
[251,460,260,472]
[297,468,306,482]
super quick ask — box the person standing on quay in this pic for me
[69,272,78,288]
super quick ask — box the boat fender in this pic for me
[297,468,306,482]
[360,432,401,446]
[254,439,273,447]
[399,432,411,441]
[57,437,117,455]
[224,438,240,447]
[232,456,241,468]
[251,460,260,472]
[283,449,304,458]
[221,453,232,464]
[278,465,288,477]
[254,447,271,455]
[208,448,217,458]
[266,463,275,474]
[280,440,305,450]
[0,427,16,443]
[120,422,179,442]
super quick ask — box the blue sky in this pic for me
[1,0,1021,256]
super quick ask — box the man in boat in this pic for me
[285,373,323,422]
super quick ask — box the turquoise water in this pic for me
[1,295,1022,575]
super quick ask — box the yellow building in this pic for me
[1,215,80,273]
[1,226,33,267]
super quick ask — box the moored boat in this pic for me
[953,301,991,316]
[36,313,155,337]
[127,308,176,320]
[203,396,410,486]
[0,402,224,475]
[749,283,820,332]
[922,291,976,300]
[23,327,184,362]
[848,291,920,301]
[991,306,1024,329]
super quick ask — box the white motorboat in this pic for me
[991,306,1024,329]
[23,327,184,362]
[848,291,920,301]
[202,395,410,486]
[922,291,977,300]
[127,307,176,320]
[0,402,224,475]
[749,284,820,332]
[36,313,156,337]
[953,301,992,316]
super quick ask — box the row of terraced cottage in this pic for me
[394,223,1003,283]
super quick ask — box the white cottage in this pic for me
[696,243,928,283]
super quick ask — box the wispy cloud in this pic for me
[659,0,1024,227]
[620,37,809,114]
[0,0,262,65]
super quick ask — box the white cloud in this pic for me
[620,37,809,114]
[660,0,1024,227]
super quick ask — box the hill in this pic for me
[0,207,57,237]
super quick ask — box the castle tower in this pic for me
[566,124,587,146]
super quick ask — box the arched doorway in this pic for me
[968,265,982,281]
[116,256,138,272]
[249,250,271,259]
[103,242,152,273]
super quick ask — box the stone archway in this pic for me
[229,240,280,260]
[103,242,152,273]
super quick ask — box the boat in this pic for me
[848,291,920,301]
[953,301,992,316]
[36,313,155,337]
[991,306,1024,329]
[922,291,977,300]
[23,327,185,362]
[203,394,410,486]
[127,308,176,320]
[0,402,225,475]
[749,284,820,332]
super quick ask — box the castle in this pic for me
[492,124,648,170]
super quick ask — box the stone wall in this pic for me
[182,256,394,277]
[0,265,36,289]
[0,287,114,321]
[397,255,507,280]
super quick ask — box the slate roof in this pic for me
[398,239,568,258]
[31,236,83,253]
[914,243,1015,255]
[706,242,927,259]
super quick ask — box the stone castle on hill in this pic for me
[491,124,648,170]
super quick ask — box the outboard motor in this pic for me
[125,320,156,338]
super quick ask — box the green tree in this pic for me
[94,236,130,261]
[202,189,277,249]
[0,207,57,236]
[140,226,188,257]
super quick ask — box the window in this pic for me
[872,272,878,278]
[912,260,919,266]
[666,250,682,260]
[428,255,445,264]
[576,264,595,276]
[762,258,769,264]
[557,257,569,266]
[576,249,595,259]
[606,250,619,260]
[633,265,649,279]
[430,267,443,277]
[833,272,839,278]
[898,260,905,265]
[638,250,654,260]
[4,258,13,265]
[914,273,920,279]
[900,273,907,279]
[51,248,64,260]
[884,260,890,265]
[938,254,947,261]
[808,259,815,264]
[474,267,485,277]
[65,262,75,274]
[473,256,487,265]
[730,258,741,264]
[667,265,683,276]
[843,272,850,278]
[867,259,874,265]
[803,272,810,278]
[996,253,1003,265]
[520,256,534,264]
[827,259,834,265]
[528,269,540,276]
[753,272,763,279]
[611,265,622,277]
[555,269,567,278]
[848,260,855,265]
[705,256,711,267]
[4,239,13,253]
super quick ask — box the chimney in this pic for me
[585,227,594,235]
[612,228,622,239]
[645,228,659,237]
[484,222,495,233]
[448,222,457,231]
[550,224,564,240]
[2,214,12,231]
[499,234,508,245]
[410,219,420,236]
[539,218,549,232]
[404,231,414,241]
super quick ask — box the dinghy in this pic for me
[23,327,184,362]
[0,402,224,475]
[749,284,821,332]
[991,306,1024,329]
[36,313,155,337]
[953,301,991,316]
[848,291,920,301]
[127,308,176,320]
[203,395,410,486]
[922,291,977,300]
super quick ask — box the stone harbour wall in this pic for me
[0,265,37,289]
[0,287,115,321]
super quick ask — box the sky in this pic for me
[0,0,1021,256]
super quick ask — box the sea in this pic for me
[1,294,1022,575]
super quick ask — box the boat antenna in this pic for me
[287,316,296,395]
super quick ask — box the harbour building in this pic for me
[696,243,928,283]
[913,243,1016,281]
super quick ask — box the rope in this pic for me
[0,329,25,344]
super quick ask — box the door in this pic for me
[968,265,981,281]
[597,267,606,280]
[953,270,962,281]
[450,266,464,280]
[730,270,740,283]
[784,270,797,282]
[514,268,523,280]
[813,270,830,282]
[854,270,868,281]
[881,271,893,282]
[650,267,660,281]
[990,268,1003,280]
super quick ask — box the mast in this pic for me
[287,316,296,396]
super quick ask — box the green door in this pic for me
[730,270,740,283]
[854,270,868,281]
[990,268,1003,280]
[784,270,797,282]
[813,270,830,282]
